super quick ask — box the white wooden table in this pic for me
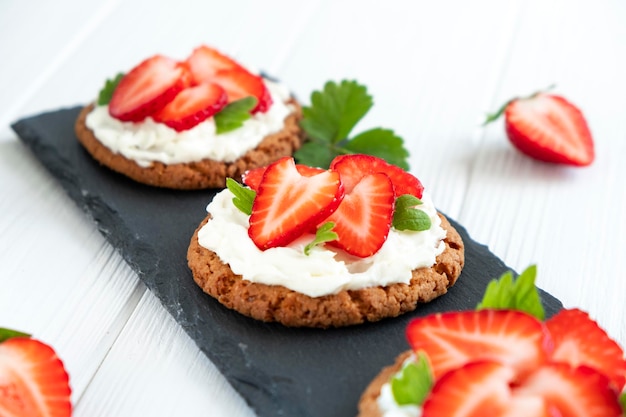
[1,1,624,415]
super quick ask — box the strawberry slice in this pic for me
[487,92,595,166]
[422,361,622,417]
[242,165,325,191]
[406,310,552,380]
[186,45,243,83]
[330,154,424,198]
[546,308,626,391]
[152,83,227,131]
[325,172,394,258]
[248,157,344,250]
[109,55,190,122]
[211,68,272,113]
[0,337,72,417]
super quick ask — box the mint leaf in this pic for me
[0,328,30,343]
[304,222,338,255]
[344,128,409,170]
[300,80,372,144]
[214,97,258,134]
[226,178,256,215]
[392,195,431,231]
[97,73,124,105]
[391,352,433,406]
[619,391,626,416]
[477,265,545,320]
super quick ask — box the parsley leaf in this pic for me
[0,328,30,343]
[295,80,410,169]
[392,195,431,231]
[476,265,545,320]
[225,178,256,215]
[391,351,433,406]
[214,97,258,134]
[304,222,338,255]
[97,73,124,106]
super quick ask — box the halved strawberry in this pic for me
[486,92,595,166]
[152,82,227,131]
[185,45,243,83]
[422,361,622,417]
[422,361,551,417]
[109,55,190,122]
[248,157,344,250]
[0,337,72,417]
[330,154,424,198]
[546,308,626,391]
[243,165,325,191]
[211,68,272,113]
[325,172,394,258]
[406,309,552,380]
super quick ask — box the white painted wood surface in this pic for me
[1,1,624,415]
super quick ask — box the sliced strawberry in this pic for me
[325,172,394,258]
[243,165,325,192]
[546,308,626,391]
[330,154,424,198]
[406,309,552,380]
[152,83,227,131]
[422,361,622,417]
[502,93,595,166]
[422,361,551,417]
[185,45,243,83]
[0,337,72,417]
[248,157,344,250]
[211,68,272,113]
[109,55,190,122]
[518,363,623,417]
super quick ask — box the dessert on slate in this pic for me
[75,45,302,189]
[358,266,626,417]
[187,154,464,328]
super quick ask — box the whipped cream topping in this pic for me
[377,355,422,417]
[85,80,294,167]
[197,188,447,298]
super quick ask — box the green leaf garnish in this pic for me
[225,178,256,215]
[477,265,545,320]
[392,195,431,231]
[391,351,433,406]
[97,73,125,106]
[214,97,258,134]
[619,391,626,416]
[295,80,410,169]
[0,328,30,343]
[304,222,338,255]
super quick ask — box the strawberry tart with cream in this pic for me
[187,154,464,328]
[75,45,302,189]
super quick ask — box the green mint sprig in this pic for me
[476,265,545,320]
[304,222,338,255]
[295,80,409,169]
[225,178,256,215]
[97,73,125,105]
[0,328,30,343]
[391,351,433,406]
[214,97,258,134]
[392,195,431,231]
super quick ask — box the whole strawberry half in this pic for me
[0,333,72,417]
[485,91,595,166]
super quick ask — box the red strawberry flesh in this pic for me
[152,82,227,131]
[505,94,595,166]
[0,337,72,417]
[243,165,325,192]
[186,45,243,83]
[406,309,552,380]
[109,55,190,122]
[546,308,626,391]
[248,157,344,250]
[211,68,273,113]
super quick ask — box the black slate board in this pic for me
[12,107,562,417]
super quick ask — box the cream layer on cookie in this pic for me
[85,80,294,167]
[198,188,447,298]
